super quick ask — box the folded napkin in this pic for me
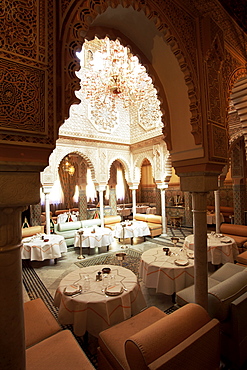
[64,284,82,295]
[221,237,231,243]
[106,285,123,295]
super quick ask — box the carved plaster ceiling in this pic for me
[59,37,163,145]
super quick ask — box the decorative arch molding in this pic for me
[60,0,201,150]
[134,153,155,183]
[41,148,97,187]
[228,67,247,95]
[107,156,131,184]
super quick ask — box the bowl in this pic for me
[102,267,111,274]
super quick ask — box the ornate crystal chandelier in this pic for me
[77,37,155,110]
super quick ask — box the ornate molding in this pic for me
[61,0,201,148]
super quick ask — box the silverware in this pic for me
[71,292,82,298]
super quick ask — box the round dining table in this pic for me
[21,234,67,261]
[139,246,194,296]
[74,226,114,254]
[113,220,150,245]
[53,264,146,337]
[183,233,239,265]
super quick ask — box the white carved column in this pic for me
[156,183,168,235]
[43,186,52,235]
[179,172,220,312]
[97,185,106,227]
[129,185,138,218]
[214,189,221,233]
[0,171,40,370]
[192,192,208,310]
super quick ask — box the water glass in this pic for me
[101,274,109,292]
[83,274,90,292]
[108,274,116,288]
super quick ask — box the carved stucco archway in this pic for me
[41,148,97,187]
[60,0,201,151]
[134,153,155,184]
[107,155,131,185]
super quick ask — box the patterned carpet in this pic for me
[75,248,143,280]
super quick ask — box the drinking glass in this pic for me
[82,274,90,292]
[101,274,109,292]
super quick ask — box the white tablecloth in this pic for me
[74,227,114,249]
[21,234,67,261]
[53,264,147,337]
[206,212,224,224]
[183,234,239,265]
[139,247,194,295]
[113,221,150,240]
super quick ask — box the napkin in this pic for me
[221,237,231,243]
[64,284,82,295]
[106,285,123,294]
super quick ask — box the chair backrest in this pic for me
[104,215,121,225]
[125,303,220,370]
[22,226,44,238]
[208,270,247,321]
[220,223,247,237]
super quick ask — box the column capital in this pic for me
[156,182,169,190]
[179,172,219,192]
[129,185,138,190]
[96,185,107,192]
[42,186,53,194]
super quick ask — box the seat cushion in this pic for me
[176,278,220,307]
[236,250,247,265]
[26,330,95,370]
[24,298,61,348]
[210,262,247,283]
[98,307,166,370]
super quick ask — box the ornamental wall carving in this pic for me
[41,138,171,188]
[0,0,56,148]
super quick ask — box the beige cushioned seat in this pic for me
[24,298,61,348]
[98,304,220,370]
[26,330,95,370]
[98,306,166,370]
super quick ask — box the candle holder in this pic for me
[121,223,128,249]
[171,237,179,247]
[116,252,126,266]
[77,230,85,259]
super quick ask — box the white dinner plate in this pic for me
[174,259,189,266]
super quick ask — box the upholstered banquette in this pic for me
[54,219,101,246]
[220,223,247,253]
[104,215,121,230]
[134,213,162,237]
[97,303,220,370]
[22,226,45,238]
[176,263,247,369]
[25,298,95,370]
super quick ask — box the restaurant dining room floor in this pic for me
[22,235,183,311]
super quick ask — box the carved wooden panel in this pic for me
[208,122,228,161]
[0,58,45,134]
